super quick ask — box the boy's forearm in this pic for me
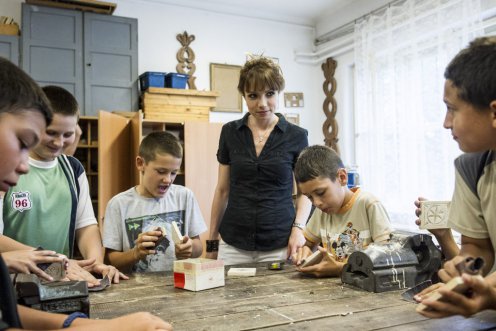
[434,230,460,260]
[0,235,33,252]
[106,249,136,272]
[191,237,203,258]
[76,225,104,264]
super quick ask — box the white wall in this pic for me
[0,0,329,146]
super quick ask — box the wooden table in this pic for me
[90,264,496,330]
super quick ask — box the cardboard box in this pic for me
[0,23,19,36]
[173,258,224,291]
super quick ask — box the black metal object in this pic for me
[15,274,89,316]
[341,231,442,293]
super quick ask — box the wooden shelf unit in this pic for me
[74,116,99,219]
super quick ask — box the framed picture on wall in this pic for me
[210,63,242,113]
[284,113,300,126]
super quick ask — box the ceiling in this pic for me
[139,0,352,27]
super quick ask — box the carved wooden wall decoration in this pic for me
[322,57,340,154]
[176,31,197,90]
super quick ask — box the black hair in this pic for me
[444,36,496,110]
[42,85,79,116]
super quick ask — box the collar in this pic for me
[337,187,361,214]
[28,157,58,169]
[235,112,289,133]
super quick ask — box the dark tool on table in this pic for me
[341,231,442,293]
[15,273,90,316]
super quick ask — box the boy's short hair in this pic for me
[139,131,183,163]
[0,57,52,124]
[238,56,285,94]
[42,85,79,116]
[444,36,496,110]
[295,145,344,183]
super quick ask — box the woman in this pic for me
[206,56,312,264]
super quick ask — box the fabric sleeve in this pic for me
[367,200,393,243]
[184,189,207,238]
[216,124,230,165]
[293,128,309,167]
[303,208,323,245]
[448,169,488,239]
[102,197,125,251]
[75,170,98,230]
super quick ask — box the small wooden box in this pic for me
[0,23,19,36]
[142,88,218,122]
[173,258,225,291]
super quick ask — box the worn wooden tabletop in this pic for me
[90,263,496,330]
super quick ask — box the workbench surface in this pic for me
[90,264,496,330]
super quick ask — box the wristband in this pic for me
[206,240,219,252]
[292,222,305,230]
[62,312,88,328]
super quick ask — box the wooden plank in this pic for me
[143,113,208,123]
[144,94,217,108]
[26,0,116,15]
[144,105,210,116]
[147,87,219,97]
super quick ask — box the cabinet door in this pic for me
[98,110,132,226]
[0,35,19,65]
[21,3,84,106]
[84,13,138,115]
[184,122,223,256]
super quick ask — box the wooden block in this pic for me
[26,0,116,15]
[0,23,19,36]
[171,221,183,245]
[173,258,225,291]
[143,112,208,123]
[419,201,450,230]
[227,267,257,277]
[415,276,479,312]
[300,250,322,268]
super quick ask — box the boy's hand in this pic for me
[87,262,129,284]
[438,255,466,282]
[414,197,451,238]
[416,274,494,318]
[175,236,192,260]
[3,249,67,282]
[133,230,162,260]
[291,245,313,266]
[104,312,173,331]
[297,247,344,277]
[66,258,101,288]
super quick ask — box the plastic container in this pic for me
[165,73,188,89]
[346,165,360,188]
[139,72,167,91]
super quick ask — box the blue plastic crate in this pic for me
[165,73,188,89]
[139,72,166,91]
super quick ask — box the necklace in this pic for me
[253,116,277,144]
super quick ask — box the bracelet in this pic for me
[292,222,305,230]
[206,240,219,252]
[62,312,88,328]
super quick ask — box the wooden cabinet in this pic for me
[21,3,138,116]
[74,116,99,219]
[97,111,223,252]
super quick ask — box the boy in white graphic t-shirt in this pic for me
[103,131,206,272]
